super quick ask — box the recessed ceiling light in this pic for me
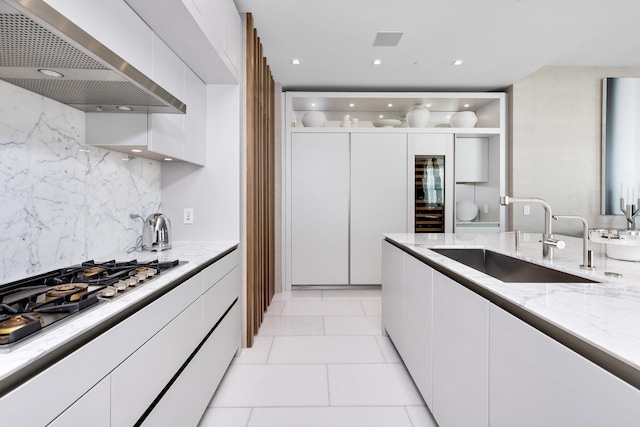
[388,103,393,107]
[117,106,133,111]
[311,103,316,107]
[291,58,301,65]
[349,103,355,107]
[426,104,431,107]
[38,69,64,78]
[452,59,464,66]
[373,59,383,65]
[464,104,470,108]
[379,114,384,118]
[131,149,142,153]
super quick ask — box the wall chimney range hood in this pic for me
[0,0,186,114]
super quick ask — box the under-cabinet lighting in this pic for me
[379,115,384,118]
[452,59,464,66]
[349,103,355,107]
[426,104,431,107]
[373,59,383,65]
[464,104,470,108]
[291,58,301,65]
[117,106,133,111]
[388,103,393,107]
[38,68,64,78]
[131,149,142,153]
[311,103,316,107]
[164,158,173,161]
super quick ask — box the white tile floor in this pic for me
[199,289,439,427]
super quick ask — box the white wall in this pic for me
[161,84,241,241]
[509,66,640,235]
[0,80,161,283]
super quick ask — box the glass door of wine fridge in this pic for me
[415,155,445,232]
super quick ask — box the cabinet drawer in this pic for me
[48,376,110,427]
[203,266,240,332]
[201,249,240,293]
[110,298,203,427]
[141,303,240,427]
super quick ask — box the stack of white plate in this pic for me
[456,200,478,221]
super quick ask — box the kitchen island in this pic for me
[383,232,640,427]
[0,241,240,426]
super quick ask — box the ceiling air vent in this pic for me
[373,32,404,47]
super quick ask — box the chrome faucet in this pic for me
[500,196,564,260]
[553,215,596,270]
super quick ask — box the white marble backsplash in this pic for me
[0,80,161,284]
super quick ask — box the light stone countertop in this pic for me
[0,241,238,388]
[384,232,640,380]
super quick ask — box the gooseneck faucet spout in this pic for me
[500,196,563,260]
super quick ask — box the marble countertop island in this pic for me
[385,232,640,388]
[0,241,238,394]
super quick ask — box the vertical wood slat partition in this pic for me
[246,13,275,347]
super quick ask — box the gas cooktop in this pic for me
[0,259,181,348]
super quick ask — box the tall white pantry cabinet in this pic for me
[284,91,506,289]
[291,132,407,285]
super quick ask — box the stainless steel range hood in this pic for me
[0,0,186,114]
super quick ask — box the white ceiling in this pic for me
[233,0,640,91]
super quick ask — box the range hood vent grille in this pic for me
[2,78,167,106]
[0,0,186,114]
[0,13,105,69]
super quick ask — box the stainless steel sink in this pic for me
[430,248,598,283]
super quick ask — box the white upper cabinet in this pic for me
[455,137,489,183]
[42,0,153,75]
[125,0,241,83]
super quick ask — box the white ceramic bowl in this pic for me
[449,111,478,128]
[302,111,327,127]
[373,119,401,128]
[456,200,478,221]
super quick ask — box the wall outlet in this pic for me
[523,205,530,215]
[183,208,194,224]
[483,204,489,214]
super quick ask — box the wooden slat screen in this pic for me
[246,13,275,347]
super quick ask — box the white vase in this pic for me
[301,111,327,127]
[449,111,477,128]
[406,106,431,127]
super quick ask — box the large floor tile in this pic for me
[268,335,385,364]
[376,335,402,363]
[322,288,382,300]
[198,408,252,427]
[264,300,285,316]
[281,300,366,316]
[324,315,382,336]
[361,299,382,315]
[258,315,324,336]
[328,364,425,406]
[232,336,273,365]
[405,405,439,427]
[248,406,415,427]
[210,364,329,407]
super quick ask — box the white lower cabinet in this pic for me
[432,271,489,427]
[489,304,640,427]
[402,254,433,407]
[382,244,640,427]
[48,376,110,427]
[0,249,240,427]
[382,241,405,350]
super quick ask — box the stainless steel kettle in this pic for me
[141,213,172,251]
